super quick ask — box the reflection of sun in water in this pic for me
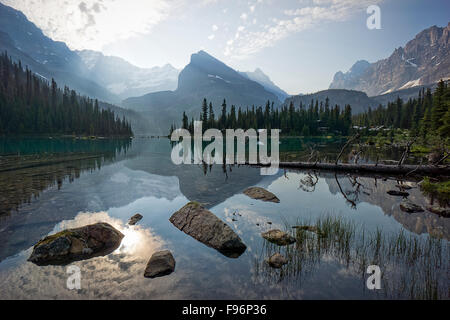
[0,211,174,299]
[53,211,165,258]
[119,226,144,253]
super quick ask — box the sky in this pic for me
[2,0,449,94]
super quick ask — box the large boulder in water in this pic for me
[28,222,124,266]
[169,202,246,258]
[243,187,280,203]
[144,250,176,278]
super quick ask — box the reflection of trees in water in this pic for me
[298,171,319,192]
[252,216,449,299]
[295,169,449,239]
[334,173,374,209]
[0,139,131,217]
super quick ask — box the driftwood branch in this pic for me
[398,137,417,166]
[434,152,449,166]
[253,161,449,176]
[335,134,360,165]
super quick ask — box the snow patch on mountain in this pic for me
[399,79,422,90]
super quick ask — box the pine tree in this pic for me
[202,98,208,130]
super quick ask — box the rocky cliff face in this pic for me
[330,23,450,96]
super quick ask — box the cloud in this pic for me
[208,34,215,40]
[225,0,384,59]
[2,0,178,50]
[212,24,219,31]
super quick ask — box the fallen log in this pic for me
[252,162,450,176]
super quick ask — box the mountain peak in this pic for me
[329,23,450,96]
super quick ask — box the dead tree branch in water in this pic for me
[335,133,360,165]
[398,137,417,166]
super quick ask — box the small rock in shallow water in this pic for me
[292,225,321,234]
[400,200,424,213]
[267,253,288,268]
[427,206,450,217]
[28,222,124,266]
[243,187,280,203]
[128,213,143,225]
[144,250,175,278]
[261,229,296,246]
[387,190,409,197]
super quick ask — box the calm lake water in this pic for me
[0,137,448,299]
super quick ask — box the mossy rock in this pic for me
[28,222,124,266]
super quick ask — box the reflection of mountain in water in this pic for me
[321,172,449,239]
[125,139,275,208]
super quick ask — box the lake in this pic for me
[0,137,448,299]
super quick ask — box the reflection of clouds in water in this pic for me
[0,211,186,299]
[110,172,131,184]
[222,203,286,259]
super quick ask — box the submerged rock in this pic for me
[169,202,247,258]
[128,213,143,225]
[261,229,296,246]
[28,222,124,266]
[387,190,409,197]
[267,253,288,268]
[144,250,175,278]
[399,200,424,213]
[243,187,280,203]
[427,206,450,218]
[396,184,412,190]
[292,225,322,235]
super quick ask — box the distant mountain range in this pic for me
[0,2,179,103]
[77,50,179,100]
[282,84,441,115]
[330,23,450,96]
[283,89,377,114]
[0,2,118,103]
[123,50,281,133]
[1,1,448,135]
[239,68,289,101]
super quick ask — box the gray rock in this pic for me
[144,250,175,278]
[28,222,124,266]
[267,253,288,268]
[427,206,450,217]
[169,202,246,258]
[261,229,296,246]
[387,190,409,197]
[400,200,424,213]
[128,213,143,225]
[292,225,322,235]
[243,187,280,203]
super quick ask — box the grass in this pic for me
[254,215,448,300]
